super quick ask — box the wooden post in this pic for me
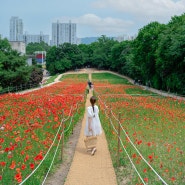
[109,104,112,131]
[117,112,121,166]
[61,109,64,161]
[71,106,74,134]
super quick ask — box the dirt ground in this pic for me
[45,120,82,185]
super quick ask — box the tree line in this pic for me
[1,13,185,94]
[46,13,185,94]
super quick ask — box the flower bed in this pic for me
[0,74,87,184]
[93,73,185,185]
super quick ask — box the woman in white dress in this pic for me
[84,96,102,155]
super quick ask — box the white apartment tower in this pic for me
[52,21,77,46]
[9,16,23,41]
[23,32,49,45]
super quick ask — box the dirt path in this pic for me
[64,73,117,185]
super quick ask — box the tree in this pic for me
[29,66,43,85]
[46,43,84,74]
[78,44,93,67]
[0,38,31,88]
[110,40,134,75]
[156,13,185,93]
[133,21,165,86]
[90,35,118,69]
[26,41,50,55]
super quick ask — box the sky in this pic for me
[0,0,185,39]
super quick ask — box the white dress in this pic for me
[84,105,102,136]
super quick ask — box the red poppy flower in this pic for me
[0,138,4,144]
[21,164,26,170]
[148,155,153,161]
[0,162,6,167]
[34,153,43,161]
[147,142,151,147]
[171,177,176,181]
[144,178,148,182]
[9,161,16,169]
[132,153,137,158]
[14,173,22,183]
[24,155,29,162]
[137,140,142,145]
[30,163,34,170]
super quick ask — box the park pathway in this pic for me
[64,73,117,185]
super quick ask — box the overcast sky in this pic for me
[0,0,185,39]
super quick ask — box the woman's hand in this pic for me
[88,117,92,132]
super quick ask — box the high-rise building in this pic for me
[23,32,49,45]
[9,16,23,41]
[52,20,77,46]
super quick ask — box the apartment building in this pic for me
[9,16,24,41]
[51,20,77,46]
[23,32,49,45]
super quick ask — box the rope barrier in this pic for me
[41,129,65,185]
[19,101,81,185]
[41,114,74,184]
[97,94,169,185]
[63,106,73,122]
[98,96,146,184]
[97,93,160,97]
[117,117,168,185]
[19,116,65,185]
[110,116,146,185]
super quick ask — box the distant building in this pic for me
[9,41,26,55]
[80,37,99,44]
[34,51,46,65]
[26,57,33,66]
[9,16,23,41]
[114,34,137,42]
[23,32,49,45]
[51,20,77,46]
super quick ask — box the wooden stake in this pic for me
[117,112,121,166]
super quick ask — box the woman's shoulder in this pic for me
[87,105,98,109]
[87,106,92,110]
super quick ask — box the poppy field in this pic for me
[93,73,185,185]
[0,73,88,185]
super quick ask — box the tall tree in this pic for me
[133,21,165,86]
[91,35,118,69]
[156,13,185,93]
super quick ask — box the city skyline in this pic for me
[1,0,185,39]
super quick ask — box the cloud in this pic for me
[51,0,185,37]
[92,0,185,23]
[77,14,133,32]
[54,14,134,37]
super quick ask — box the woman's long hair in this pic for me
[90,96,96,113]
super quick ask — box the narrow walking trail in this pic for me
[64,73,117,185]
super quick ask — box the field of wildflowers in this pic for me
[0,74,88,185]
[93,73,185,185]
[1,71,184,185]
